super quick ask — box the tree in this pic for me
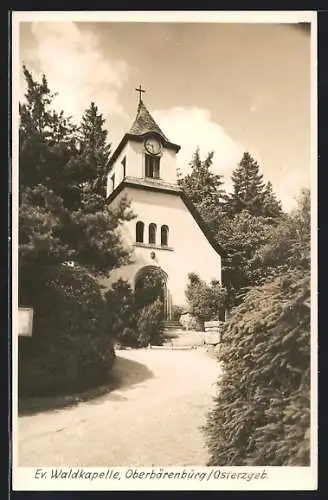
[227,152,265,217]
[185,273,227,323]
[78,102,111,198]
[254,188,311,277]
[18,67,133,395]
[217,211,272,307]
[226,152,282,220]
[178,148,227,233]
[19,66,134,277]
[19,67,79,204]
[262,181,283,219]
[178,149,284,307]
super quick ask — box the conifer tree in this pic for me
[19,66,79,196]
[254,188,310,277]
[227,152,267,218]
[217,211,272,306]
[178,149,284,307]
[179,147,226,205]
[262,181,283,219]
[179,147,227,232]
[78,102,111,198]
[19,66,134,276]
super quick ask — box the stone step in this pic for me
[163,331,186,339]
[162,326,182,330]
[163,332,205,348]
[150,345,194,351]
[162,326,184,330]
[163,326,184,331]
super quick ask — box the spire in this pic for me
[128,100,169,142]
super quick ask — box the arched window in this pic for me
[136,221,144,243]
[145,155,160,179]
[161,225,169,246]
[149,223,157,245]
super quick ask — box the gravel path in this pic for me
[17,348,221,467]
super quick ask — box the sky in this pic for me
[17,13,314,211]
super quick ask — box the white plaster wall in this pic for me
[103,186,222,308]
[106,143,130,197]
[162,148,179,184]
[126,142,141,178]
[107,139,179,197]
[126,141,179,183]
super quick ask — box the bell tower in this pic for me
[106,86,181,198]
[103,87,222,314]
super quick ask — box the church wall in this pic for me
[129,142,178,184]
[128,142,143,178]
[162,149,178,184]
[107,140,179,198]
[106,143,130,197]
[127,141,144,178]
[102,186,222,308]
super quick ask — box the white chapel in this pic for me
[104,89,223,319]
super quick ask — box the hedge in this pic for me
[18,264,116,397]
[205,269,310,466]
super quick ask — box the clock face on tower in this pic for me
[144,137,162,156]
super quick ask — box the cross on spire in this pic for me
[135,84,145,103]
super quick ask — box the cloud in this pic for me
[18,24,309,213]
[250,94,270,113]
[274,170,311,212]
[153,106,310,210]
[153,106,243,188]
[20,22,130,122]
[246,147,311,212]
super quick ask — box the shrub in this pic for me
[104,278,166,348]
[136,298,164,347]
[171,305,184,322]
[104,279,138,347]
[18,264,116,397]
[185,273,226,324]
[204,269,310,465]
[135,270,165,310]
[117,327,139,348]
[179,312,203,331]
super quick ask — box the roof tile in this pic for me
[128,100,169,141]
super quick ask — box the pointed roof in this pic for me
[128,100,169,141]
[108,99,180,167]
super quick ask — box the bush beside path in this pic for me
[18,349,221,467]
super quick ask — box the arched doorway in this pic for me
[134,266,171,320]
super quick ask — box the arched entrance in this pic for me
[134,266,171,320]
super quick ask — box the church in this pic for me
[104,88,223,320]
